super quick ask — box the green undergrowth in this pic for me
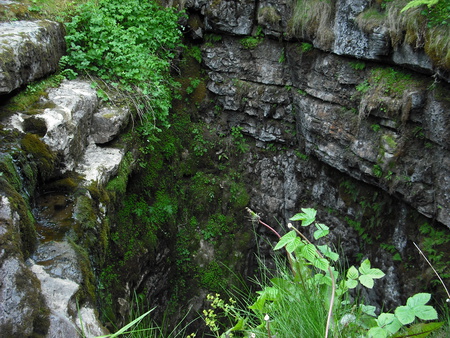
[97,46,254,330]
[198,208,445,337]
[60,0,185,142]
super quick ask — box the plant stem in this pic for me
[289,224,335,338]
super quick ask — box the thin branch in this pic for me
[413,241,450,300]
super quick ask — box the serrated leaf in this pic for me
[317,245,339,261]
[414,305,438,321]
[314,273,332,286]
[359,274,375,289]
[345,279,358,289]
[290,208,316,226]
[406,293,431,307]
[347,266,359,280]
[313,223,329,240]
[367,268,385,279]
[359,259,371,275]
[313,257,330,272]
[301,243,317,262]
[395,305,416,325]
[285,236,302,253]
[377,313,402,334]
[274,231,296,251]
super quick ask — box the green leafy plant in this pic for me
[61,0,184,137]
[240,36,262,49]
[199,207,442,337]
[231,126,249,153]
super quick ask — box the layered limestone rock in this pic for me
[0,20,65,94]
[180,0,449,78]
[202,36,450,228]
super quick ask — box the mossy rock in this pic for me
[20,133,56,180]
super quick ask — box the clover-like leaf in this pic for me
[395,305,416,325]
[290,208,317,226]
[347,265,359,280]
[313,223,329,240]
[377,313,402,334]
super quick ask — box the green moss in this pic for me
[0,75,64,119]
[0,179,38,258]
[44,176,80,193]
[69,239,97,304]
[197,260,226,292]
[240,36,262,49]
[258,6,281,25]
[0,153,22,191]
[73,193,96,230]
[20,133,56,179]
[106,151,134,196]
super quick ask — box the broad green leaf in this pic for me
[313,223,329,239]
[368,326,388,338]
[345,279,358,289]
[290,208,316,226]
[359,274,375,289]
[285,236,302,253]
[301,243,317,262]
[312,257,330,272]
[317,244,339,261]
[274,230,296,251]
[413,305,438,321]
[377,313,402,334]
[395,305,416,325]
[359,259,372,275]
[347,265,359,280]
[258,286,280,301]
[406,293,431,307]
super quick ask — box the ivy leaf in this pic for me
[274,231,296,251]
[290,208,316,226]
[313,223,329,240]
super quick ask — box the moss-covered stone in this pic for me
[20,133,56,180]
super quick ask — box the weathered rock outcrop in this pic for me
[0,20,65,94]
[0,19,132,334]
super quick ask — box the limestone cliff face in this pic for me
[179,0,450,308]
[179,0,450,227]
